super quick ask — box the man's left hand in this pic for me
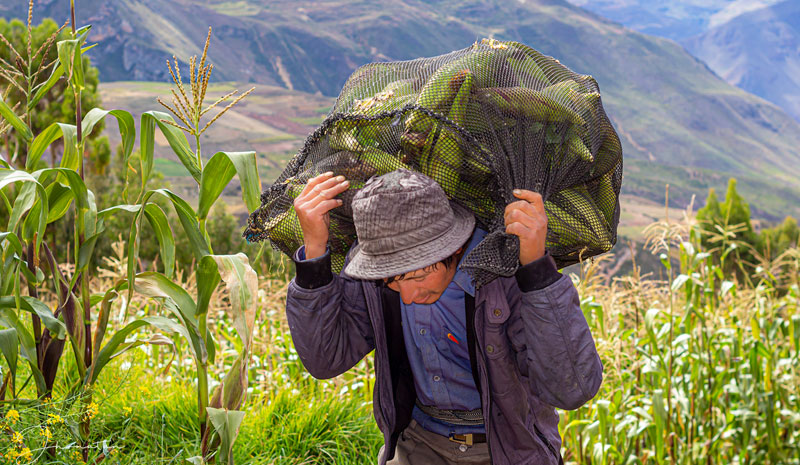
[504,189,548,266]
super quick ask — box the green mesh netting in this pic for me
[244,38,623,287]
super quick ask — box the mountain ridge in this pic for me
[683,0,800,121]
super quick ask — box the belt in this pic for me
[449,433,487,445]
[415,399,484,426]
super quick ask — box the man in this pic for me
[287,169,602,464]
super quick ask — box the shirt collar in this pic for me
[451,228,487,297]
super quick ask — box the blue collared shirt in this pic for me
[403,228,487,436]
[297,229,488,437]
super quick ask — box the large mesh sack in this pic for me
[244,38,623,287]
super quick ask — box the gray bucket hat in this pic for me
[343,169,475,280]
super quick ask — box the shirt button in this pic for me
[433,375,441,382]
[459,444,468,452]
[486,345,495,354]
[493,308,502,317]
[419,328,426,335]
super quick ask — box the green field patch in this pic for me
[249,134,300,144]
[289,116,325,125]
[154,157,191,177]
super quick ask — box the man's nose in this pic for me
[399,289,415,305]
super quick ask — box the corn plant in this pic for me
[0,2,262,463]
[559,200,800,464]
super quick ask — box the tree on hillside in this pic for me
[696,178,758,278]
[697,178,799,284]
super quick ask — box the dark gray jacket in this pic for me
[286,250,603,465]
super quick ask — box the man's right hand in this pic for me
[294,172,350,259]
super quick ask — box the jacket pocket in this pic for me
[482,301,511,360]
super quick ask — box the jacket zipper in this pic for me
[472,313,495,464]
[481,351,495,464]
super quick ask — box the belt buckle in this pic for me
[449,433,474,446]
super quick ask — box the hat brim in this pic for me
[343,202,476,280]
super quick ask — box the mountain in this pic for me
[683,0,800,121]
[562,0,785,41]
[3,0,800,220]
[563,0,800,125]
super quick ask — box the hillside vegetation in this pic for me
[3,0,800,220]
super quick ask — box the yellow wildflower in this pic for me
[11,430,24,445]
[46,413,63,424]
[40,426,52,441]
[83,401,99,421]
[5,449,18,460]
[17,447,32,461]
[123,406,132,416]
[5,409,19,425]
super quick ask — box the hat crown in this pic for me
[352,170,457,255]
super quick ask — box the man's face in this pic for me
[385,260,459,305]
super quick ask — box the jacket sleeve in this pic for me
[506,253,603,410]
[285,246,375,379]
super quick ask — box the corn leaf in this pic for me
[206,407,246,465]
[87,315,182,386]
[81,108,135,162]
[0,296,66,340]
[26,122,71,171]
[8,182,37,233]
[91,290,118,368]
[142,203,175,278]
[0,170,48,251]
[44,183,73,224]
[98,203,176,279]
[0,328,18,386]
[198,151,261,220]
[0,308,47,394]
[126,189,209,313]
[0,232,24,290]
[200,254,257,416]
[56,38,85,92]
[0,95,33,142]
[57,124,79,172]
[198,152,237,221]
[141,111,201,185]
[125,271,213,365]
[84,189,98,238]
[195,254,222,319]
[76,231,102,273]
[207,254,257,350]
[33,167,87,210]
